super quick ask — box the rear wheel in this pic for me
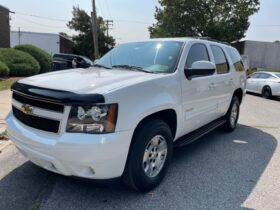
[123,119,173,192]
[221,96,240,132]
[262,86,272,99]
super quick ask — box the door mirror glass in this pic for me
[184,61,216,79]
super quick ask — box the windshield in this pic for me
[96,41,183,73]
[81,56,93,65]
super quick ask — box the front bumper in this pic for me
[5,112,133,179]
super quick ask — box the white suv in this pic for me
[6,38,246,192]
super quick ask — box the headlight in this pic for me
[66,104,118,134]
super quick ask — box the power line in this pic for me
[104,0,112,19]
[13,11,68,22]
[96,0,105,18]
[16,15,68,29]
[12,10,154,25]
[250,25,280,27]
[114,19,153,25]
[10,10,280,28]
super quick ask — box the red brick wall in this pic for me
[59,36,73,54]
[0,5,10,48]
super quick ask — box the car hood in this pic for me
[18,68,164,94]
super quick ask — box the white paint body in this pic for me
[6,38,246,179]
[246,72,280,96]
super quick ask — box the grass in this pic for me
[0,77,22,91]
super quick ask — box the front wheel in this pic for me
[262,86,272,99]
[221,96,240,132]
[123,119,173,192]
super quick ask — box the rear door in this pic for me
[209,45,233,116]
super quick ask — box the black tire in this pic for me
[221,96,240,132]
[262,86,272,99]
[123,119,173,192]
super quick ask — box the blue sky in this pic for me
[1,0,280,43]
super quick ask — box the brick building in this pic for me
[0,5,10,48]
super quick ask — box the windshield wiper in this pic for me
[93,64,112,69]
[112,65,153,73]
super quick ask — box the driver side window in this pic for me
[185,43,210,69]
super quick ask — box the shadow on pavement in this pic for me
[0,124,277,210]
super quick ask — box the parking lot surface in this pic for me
[0,94,280,210]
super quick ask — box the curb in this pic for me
[0,140,12,153]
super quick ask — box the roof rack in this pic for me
[194,36,230,46]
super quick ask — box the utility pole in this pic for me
[105,20,113,37]
[91,0,99,59]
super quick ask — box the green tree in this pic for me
[67,6,115,59]
[149,0,260,42]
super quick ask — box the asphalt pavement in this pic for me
[0,94,280,210]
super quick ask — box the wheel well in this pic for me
[134,109,177,138]
[262,85,271,91]
[233,88,243,103]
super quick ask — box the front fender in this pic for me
[104,74,181,132]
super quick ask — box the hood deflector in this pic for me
[11,82,105,105]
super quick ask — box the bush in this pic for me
[15,45,52,73]
[0,61,9,77]
[0,48,40,76]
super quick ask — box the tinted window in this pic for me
[250,73,260,79]
[211,45,229,74]
[258,73,271,79]
[186,44,209,68]
[97,41,183,73]
[226,47,245,72]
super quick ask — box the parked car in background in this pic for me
[246,72,280,98]
[52,53,93,71]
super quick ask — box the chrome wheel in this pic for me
[230,103,238,127]
[142,135,167,178]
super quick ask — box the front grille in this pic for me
[12,106,60,133]
[13,92,64,112]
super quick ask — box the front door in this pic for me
[180,43,219,135]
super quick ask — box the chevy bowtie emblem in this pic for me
[20,104,33,115]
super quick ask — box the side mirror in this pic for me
[184,61,216,79]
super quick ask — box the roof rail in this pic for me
[194,36,230,46]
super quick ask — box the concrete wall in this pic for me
[10,31,60,55]
[243,41,280,70]
[0,5,10,48]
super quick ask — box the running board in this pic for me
[174,118,226,148]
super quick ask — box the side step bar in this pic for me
[174,118,226,148]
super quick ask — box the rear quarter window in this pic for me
[226,47,245,72]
